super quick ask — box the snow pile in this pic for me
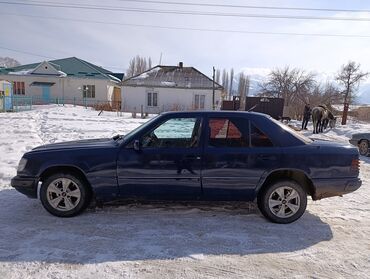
[0,105,369,278]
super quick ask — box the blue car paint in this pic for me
[11,111,362,202]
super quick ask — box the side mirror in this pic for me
[133,139,141,151]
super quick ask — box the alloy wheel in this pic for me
[268,186,301,218]
[46,178,81,211]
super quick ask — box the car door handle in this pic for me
[258,155,277,160]
[185,155,201,160]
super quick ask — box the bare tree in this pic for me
[215,69,221,84]
[126,55,153,78]
[238,73,250,110]
[229,68,234,96]
[259,66,316,107]
[222,69,229,98]
[336,61,368,125]
[148,57,152,69]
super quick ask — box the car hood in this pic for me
[31,138,117,152]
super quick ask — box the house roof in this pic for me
[0,57,124,82]
[122,65,223,90]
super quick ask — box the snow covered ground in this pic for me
[0,105,369,279]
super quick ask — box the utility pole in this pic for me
[212,66,215,110]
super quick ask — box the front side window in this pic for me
[147,92,158,107]
[208,117,249,147]
[141,117,201,148]
[83,85,95,98]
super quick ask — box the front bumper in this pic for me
[11,176,39,199]
[348,139,358,146]
[312,177,362,200]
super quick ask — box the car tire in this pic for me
[40,173,91,217]
[358,140,369,156]
[257,180,307,224]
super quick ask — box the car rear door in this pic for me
[117,116,203,200]
[202,115,281,201]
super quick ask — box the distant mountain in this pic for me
[0,57,20,68]
[358,83,370,104]
[230,68,269,96]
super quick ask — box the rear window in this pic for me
[270,117,312,144]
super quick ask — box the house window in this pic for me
[147,92,158,107]
[194,94,205,109]
[13,81,25,95]
[82,85,95,98]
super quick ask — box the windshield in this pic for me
[270,117,313,144]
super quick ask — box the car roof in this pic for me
[160,110,269,118]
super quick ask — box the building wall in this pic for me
[356,107,370,121]
[122,86,222,113]
[0,74,119,103]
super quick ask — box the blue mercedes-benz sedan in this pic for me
[11,111,361,223]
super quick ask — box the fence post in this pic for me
[73,97,76,107]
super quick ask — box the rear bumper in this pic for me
[11,176,39,199]
[312,177,362,200]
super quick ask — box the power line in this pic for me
[0,45,125,70]
[114,0,370,13]
[0,46,56,59]
[2,12,370,39]
[2,1,370,22]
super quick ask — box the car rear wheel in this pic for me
[358,140,369,156]
[40,173,90,217]
[257,180,307,224]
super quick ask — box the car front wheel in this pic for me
[358,140,369,156]
[257,180,307,224]
[40,173,90,217]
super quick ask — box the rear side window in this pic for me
[208,117,249,147]
[250,124,274,147]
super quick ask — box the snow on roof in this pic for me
[107,74,122,82]
[124,65,223,89]
[8,69,34,75]
[161,81,177,86]
[58,71,67,77]
[131,72,150,80]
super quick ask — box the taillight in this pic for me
[350,158,360,172]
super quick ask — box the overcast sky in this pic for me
[1,0,370,80]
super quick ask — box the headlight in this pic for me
[17,158,28,172]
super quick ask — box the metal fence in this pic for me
[0,96,122,112]
[0,96,33,112]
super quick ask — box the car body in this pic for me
[349,133,370,156]
[12,111,362,223]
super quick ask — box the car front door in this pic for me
[117,116,203,200]
[202,116,281,201]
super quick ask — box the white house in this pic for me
[121,63,223,113]
[0,57,123,107]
